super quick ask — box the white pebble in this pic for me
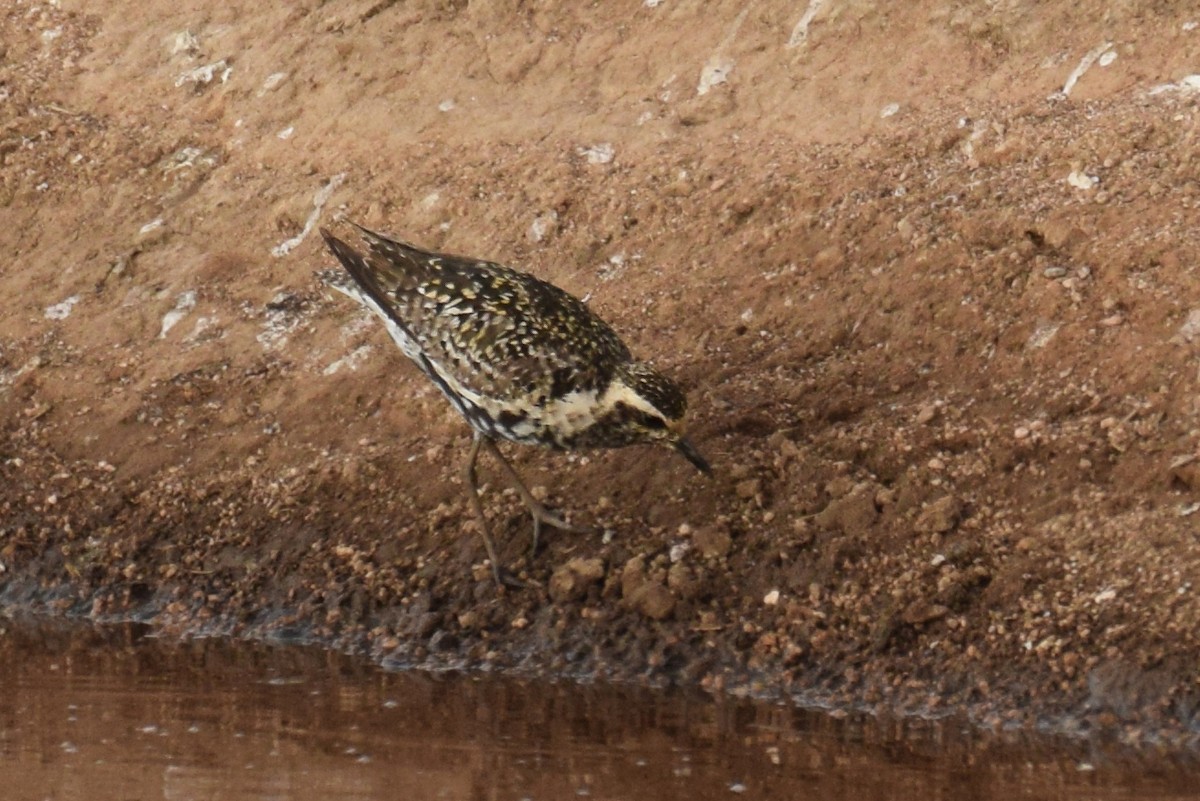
[1067,170,1098,190]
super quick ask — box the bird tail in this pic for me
[318,227,408,330]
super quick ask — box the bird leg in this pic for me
[480,437,591,556]
[463,433,515,588]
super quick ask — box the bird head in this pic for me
[608,362,711,475]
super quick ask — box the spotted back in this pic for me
[323,224,633,406]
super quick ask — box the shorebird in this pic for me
[319,222,709,586]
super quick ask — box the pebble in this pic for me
[259,72,289,94]
[902,601,950,625]
[734,478,760,500]
[692,525,732,559]
[1043,266,1069,279]
[549,558,606,604]
[816,485,879,533]
[527,211,558,243]
[1175,309,1200,341]
[915,496,962,534]
[627,581,675,620]
[1170,456,1200,491]
[579,143,614,165]
[667,562,704,600]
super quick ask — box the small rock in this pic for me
[44,295,80,321]
[1170,455,1200,491]
[692,525,732,559]
[771,433,801,462]
[1041,220,1085,250]
[824,475,857,499]
[578,143,614,165]
[916,404,938,424]
[901,601,950,625]
[730,198,755,216]
[621,555,648,596]
[627,581,675,620]
[175,59,232,89]
[548,557,606,603]
[697,57,734,95]
[621,555,675,618]
[168,30,200,57]
[259,72,288,93]
[735,478,761,500]
[763,589,780,606]
[915,495,962,534]
[791,517,814,546]
[1043,266,1069,279]
[1176,309,1200,342]
[527,210,558,243]
[667,562,704,600]
[1067,170,1098,190]
[137,218,169,246]
[815,484,878,533]
[664,175,694,197]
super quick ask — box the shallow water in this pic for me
[1,618,1197,801]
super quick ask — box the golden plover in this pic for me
[319,222,709,585]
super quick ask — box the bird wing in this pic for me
[322,224,631,404]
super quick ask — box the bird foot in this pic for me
[490,563,531,590]
[527,502,593,557]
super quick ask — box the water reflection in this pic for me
[0,618,1196,800]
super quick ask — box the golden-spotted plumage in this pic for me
[319,222,709,586]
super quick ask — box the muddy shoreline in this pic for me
[2,428,1198,751]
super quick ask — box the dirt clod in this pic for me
[915,496,963,535]
[816,484,880,534]
[549,557,606,604]
[691,526,733,560]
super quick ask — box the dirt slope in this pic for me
[4,0,1200,745]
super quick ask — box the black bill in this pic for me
[674,437,712,476]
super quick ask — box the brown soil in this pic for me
[4,0,1200,747]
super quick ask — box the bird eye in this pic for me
[639,413,667,430]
